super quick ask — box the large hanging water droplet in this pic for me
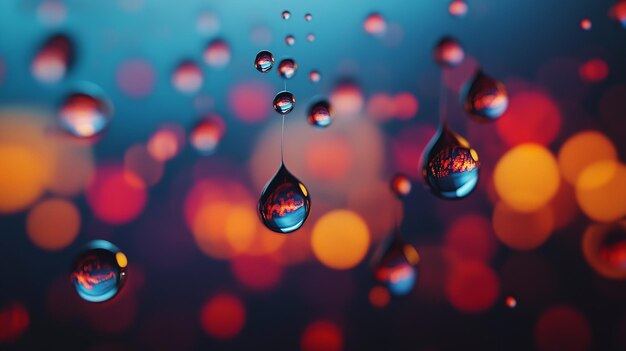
[172,60,203,93]
[58,84,113,139]
[31,33,74,84]
[273,91,295,115]
[258,164,311,233]
[254,50,274,73]
[463,70,508,121]
[190,114,225,155]
[285,35,296,46]
[372,232,420,296]
[307,99,333,128]
[421,124,480,199]
[71,240,127,303]
[277,58,297,79]
[433,36,464,68]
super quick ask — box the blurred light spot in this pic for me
[363,13,386,36]
[250,25,272,46]
[493,201,554,250]
[444,214,496,262]
[116,59,156,98]
[0,146,48,213]
[228,80,272,122]
[369,286,390,308]
[548,180,580,230]
[609,1,626,28]
[231,254,283,292]
[496,91,561,146]
[582,221,626,280]
[534,305,591,351]
[86,165,147,224]
[505,296,517,308]
[200,294,245,339]
[576,161,626,222]
[147,124,184,162]
[580,18,592,31]
[579,58,608,82]
[446,260,499,314]
[311,210,370,270]
[27,198,79,250]
[31,33,73,84]
[37,0,67,26]
[0,302,29,343]
[301,320,344,351]
[196,11,220,36]
[558,130,617,185]
[305,136,353,181]
[203,39,230,69]
[330,81,364,117]
[449,0,468,17]
[124,144,163,187]
[367,93,393,121]
[392,92,418,120]
[172,60,203,94]
[190,114,226,155]
[390,173,412,198]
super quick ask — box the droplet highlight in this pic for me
[433,36,464,68]
[307,100,333,128]
[254,50,274,73]
[273,91,295,115]
[71,240,127,302]
[372,232,420,296]
[277,58,297,79]
[463,70,508,122]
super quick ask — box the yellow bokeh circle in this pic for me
[311,210,370,270]
[558,130,617,185]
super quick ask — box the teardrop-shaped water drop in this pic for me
[254,50,274,73]
[277,58,297,79]
[273,91,295,115]
[421,124,480,199]
[31,33,75,84]
[463,70,508,121]
[258,163,311,233]
[372,231,420,296]
[433,36,464,68]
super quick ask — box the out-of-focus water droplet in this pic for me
[391,173,412,198]
[273,91,295,115]
[433,36,464,68]
[305,13,313,21]
[203,39,230,68]
[609,2,626,28]
[505,296,517,308]
[71,240,127,303]
[307,100,333,128]
[309,70,321,83]
[282,10,291,20]
[372,232,420,296]
[463,70,508,122]
[285,35,296,46]
[254,50,274,73]
[277,58,297,79]
[306,33,316,42]
[58,84,113,139]
[580,18,592,31]
[364,12,387,36]
[258,163,311,233]
[421,124,480,199]
[583,221,626,279]
[448,0,468,18]
[172,60,203,93]
[190,114,225,155]
[196,11,220,36]
[31,33,74,84]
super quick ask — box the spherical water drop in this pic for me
[281,10,291,20]
[305,13,313,21]
[31,33,74,84]
[254,50,274,73]
[364,13,387,36]
[372,232,420,296]
[463,70,508,121]
[449,0,468,18]
[285,35,296,46]
[307,100,333,128]
[203,39,230,68]
[71,240,127,302]
[58,84,113,139]
[273,91,295,115]
[391,173,412,198]
[309,70,321,83]
[258,163,311,233]
[277,58,297,79]
[172,60,203,93]
[307,33,315,42]
[190,114,225,155]
[433,36,464,68]
[421,124,480,199]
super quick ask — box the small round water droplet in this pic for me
[372,232,420,296]
[307,100,333,128]
[254,50,274,73]
[273,91,295,115]
[505,296,517,308]
[391,173,412,198]
[172,60,203,93]
[277,58,297,79]
[304,13,313,21]
[258,164,311,233]
[281,10,291,20]
[463,70,508,121]
[306,33,316,42]
[421,124,480,199]
[583,221,626,279]
[71,240,127,303]
[364,13,387,36]
[285,35,296,46]
[580,18,592,31]
[31,33,74,84]
[309,70,321,83]
[449,0,468,18]
[58,84,113,139]
[433,36,464,68]
[190,114,225,155]
[203,39,230,68]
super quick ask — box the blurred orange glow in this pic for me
[0,302,29,342]
[534,305,591,351]
[446,260,499,314]
[558,130,617,185]
[369,286,390,308]
[200,293,246,339]
[392,92,418,119]
[231,254,283,292]
[26,198,80,251]
[330,82,364,117]
[548,179,579,230]
[305,136,353,181]
[496,91,561,146]
[301,320,344,351]
[228,80,272,123]
[582,221,626,279]
[494,143,560,212]
[575,161,626,222]
[367,93,393,121]
[444,213,496,262]
[147,124,184,162]
[579,59,608,82]
[311,210,370,270]
[0,146,48,213]
[86,165,147,224]
[493,201,554,250]
[124,144,164,187]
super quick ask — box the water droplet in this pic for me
[309,70,321,83]
[285,35,296,46]
[304,13,313,21]
[448,0,468,18]
[372,232,420,296]
[391,173,412,198]
[190,114,225,155]
[203,39,230,68]
[421,124,480,199]
[505,296,517,308]
[58,84,113,139]
[463,70,508,121]
[364,13,387,36]
[172,60,203,93]
[281,10,291,20]
[258,163,311,233]
[308,100,333,128]
[273,91,295,115]
[254,50,274,73]
[31,33,74,84]
[71,240,127,302]
[583,221,626,279]
[277,58,297,79]
[433,36,464,68]
[306,33,316,42]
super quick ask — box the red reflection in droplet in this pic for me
[231,254,283,292]
[116,59,156,98]
[86,165,147,224]
[200,293,246,339]
[446,260,500,313]
[579,58,609,82]
[0,302,29,342]
[444,214,496,262]
[534,305,591,351]
[301,320,344,351]
[391,124,437,179]
[228,80,272,123]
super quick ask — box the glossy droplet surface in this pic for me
[391,173,412,198]
[71,240,127,302]
[277,58,297,79]
[421,124,480,199]
[31,33,74,83]
[307,100,333,128]
[254,50,274,73]
[58,85,113,138]
[463,70,508,121]
[190,114,225,155]
[273,91,295,115]
[372,232,420,296]
[309,70,321,83]
[281,10,291,20]
[172,60,203,93]
[434,36,464,68]
[258,164,311,233]
[285,35,296,46]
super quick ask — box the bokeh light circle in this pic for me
[27,198,80,250]
[311,210,370,270]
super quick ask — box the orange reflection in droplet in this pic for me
[311,210,370,270]
[27,198,80,251]
[576,161,626,222]
[493,201,554,250]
